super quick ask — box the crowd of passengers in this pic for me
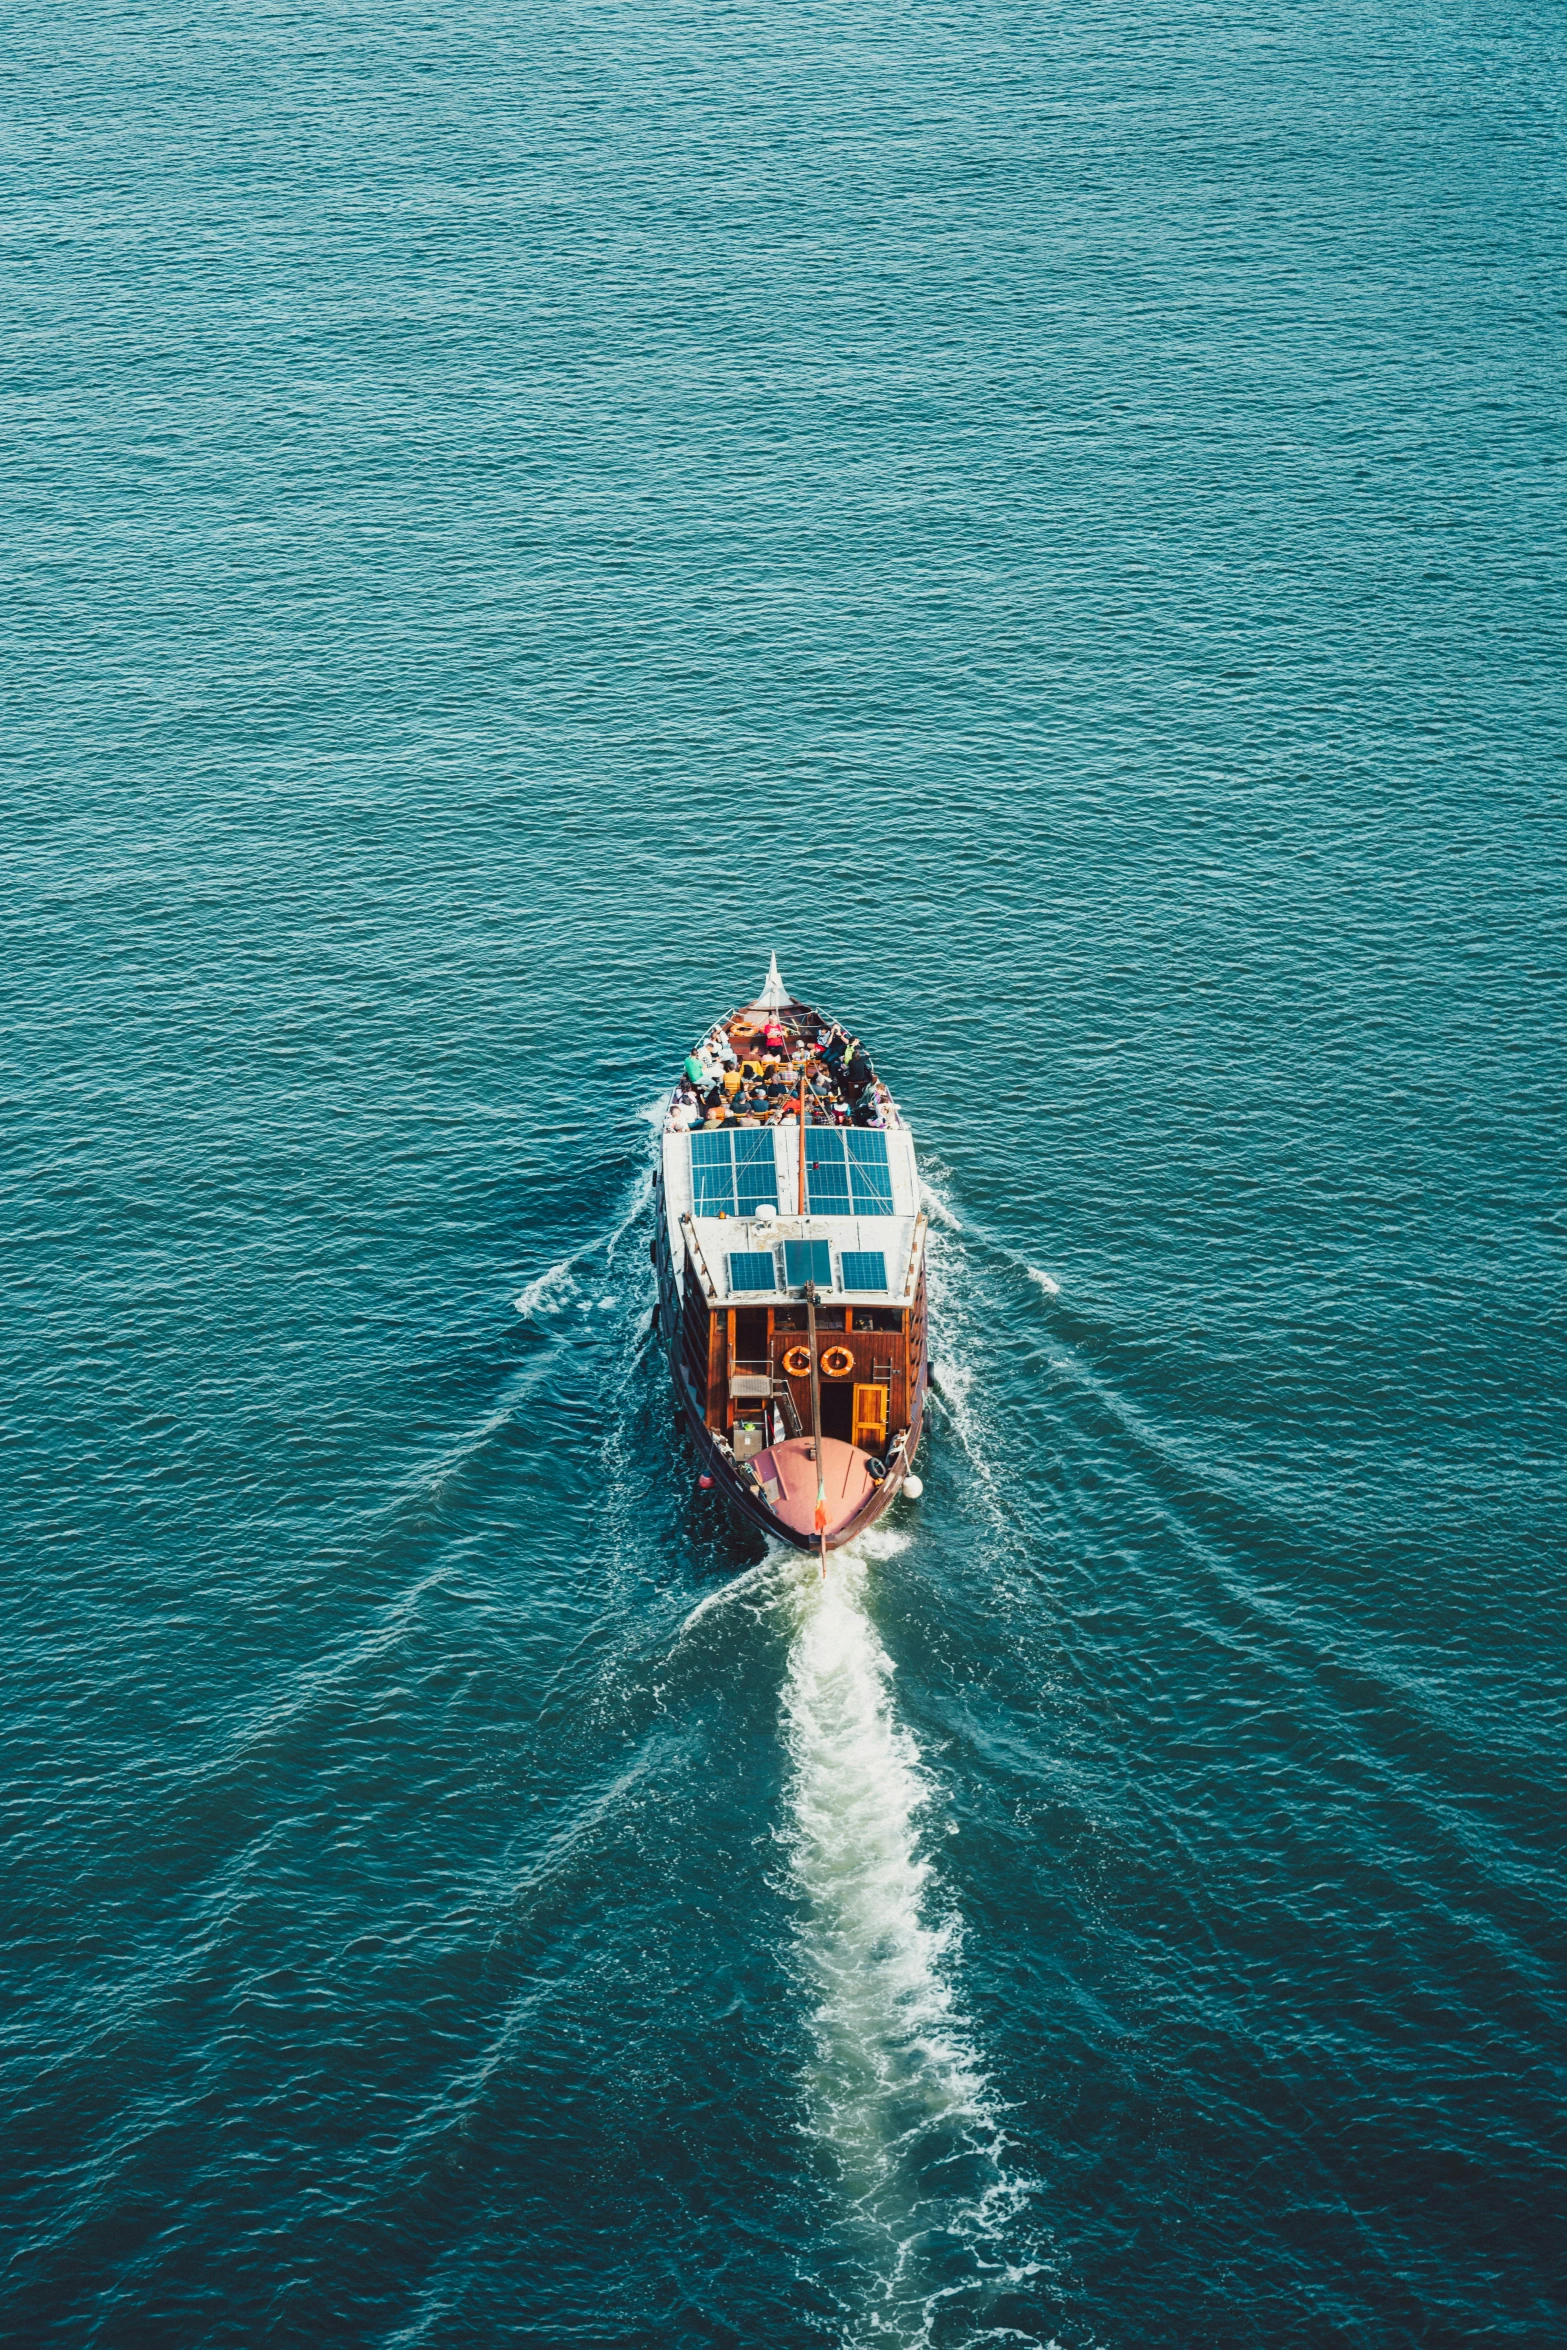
[665,1017,899,1133]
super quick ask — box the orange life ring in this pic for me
[782,1345,812,1378]
[821,1345,855,1380]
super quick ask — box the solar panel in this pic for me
[733,1128,779,1216]
[803,1128,895,1215]
[690,1128,735,1213]
[803,1134,853,1214]
[783,1238,832,1289]
[845,1129,895,1213]
[690,1129,780,1217]
[728,1251,777,1293]
[840,1250,888,1292]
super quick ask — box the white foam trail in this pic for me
[678,1550,793,1635]
[931,1355,1005,1502]
[920,1174,964,1231]
[1024,1265,1060,1297]
[601,1156,656,1265]
[513,1145,657,1322]
[923,1219,1016,1539]
[514,1258,576,1317]
[781,1547,1048,2342]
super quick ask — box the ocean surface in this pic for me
[4,0,1565,2340]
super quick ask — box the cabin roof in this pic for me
[661,1121,923,1305]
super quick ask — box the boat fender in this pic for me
[699,1474,714,1490]
[902,1474,923,1499]
[820,1345,854,1379]
[865,1456,887,1482]
[782,1345,812,1378]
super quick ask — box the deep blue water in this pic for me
[4,0,1566,2341]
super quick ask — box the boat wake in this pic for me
[513,1147,658,1322]
[780,1534,1052,2346]
[513,1256,576,1318]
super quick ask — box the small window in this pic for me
[728,1251,777,1293]
[783,1238,832,1289]
[840,1250,888,1293]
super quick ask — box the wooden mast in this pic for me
[799,1017,826,1571]
[805,1278,827,1574]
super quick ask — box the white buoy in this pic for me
[902,1474,923,1499]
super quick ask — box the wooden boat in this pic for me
[653,957,929,1561]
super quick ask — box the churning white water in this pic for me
[780,1536,1050,2345]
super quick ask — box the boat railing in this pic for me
[899,1210,927,1301]
[680,1213,718,1300]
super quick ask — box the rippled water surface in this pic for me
[5,0,1565,2340]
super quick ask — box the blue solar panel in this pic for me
[733,1129,778,1215]
[728,1251,777,1293]
[783,1238,832,1289]
[845,1129,895,1212]
[840,1250,888,1292]
[691,1128,735,1213]
[804,1128,894,1215]
[804,1134,853,1214]
[690,1129,779,1217]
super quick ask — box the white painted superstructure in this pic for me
[660,1119,926,1309]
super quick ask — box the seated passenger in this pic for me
[721,1066,745,1099]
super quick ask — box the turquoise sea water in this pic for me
[5,0,1565,2341]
